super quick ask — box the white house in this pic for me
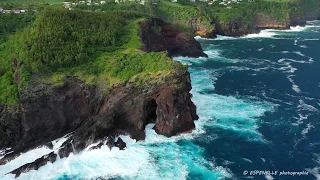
[63,2,72,8]
[3,10,12,13]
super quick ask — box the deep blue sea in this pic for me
[1,21,320,180]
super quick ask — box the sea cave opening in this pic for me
[145,99,157,125]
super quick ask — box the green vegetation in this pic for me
[154,0,211,33]
[0,13,35,44]
[203,0,292,27]
[0,9,183,105]
[0,72,19,104]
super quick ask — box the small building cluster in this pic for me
[218,0,243,6]
[61,0,252,9]
[0,8,27,14]
[63,0,108,8]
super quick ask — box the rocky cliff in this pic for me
[213,12,290,37]
[213,6,319,37]
[0,18,202,177]
[140,18,208,58]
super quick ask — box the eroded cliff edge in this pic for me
[0,18,204,176]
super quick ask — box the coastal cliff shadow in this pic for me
[145,99,157,126]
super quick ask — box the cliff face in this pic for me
[1,70,199,176]
[214,18,256,37]
[213,7,319,37]
[188,17,217,38]
[0,18,201,176]
[255,13,289,29]
[140,18,208,58]
[214,13,290,37]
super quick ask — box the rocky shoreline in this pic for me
[212,11,319,38]
[0,18,205,177]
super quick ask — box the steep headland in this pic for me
[210,0,319,37]
[0,9,204,177]
[140,18,208,58]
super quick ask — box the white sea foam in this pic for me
[243,30,277,38]
[204,50,220,57]
[204,49,239,63]
[242,158,253,163]
[185,67,273,142]
[0,148,13,160]
[287,75,301,93]
[175,49,239,64]
[298,100,319,112]
[293,51,306,57]
[0,135,69,177]
[303,38,320,41]
[301,123,314,136]
[279,62,297,73]
[306,154,320,180]
[173,56,207,66]
[306,167,320,180]
[292,114,308,126]
[1,123,232,180]
[214,35,236,40]
[284,26,308,32]
[265,174,274,180]
[269,44,276,48]
[278,58,310,64]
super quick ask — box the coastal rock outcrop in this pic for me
[1,69,198,177]
[140,18,208,58]
[213,13,290,37]
[8,152,57,178]
[255,13,289,29]
[213,8,319,37]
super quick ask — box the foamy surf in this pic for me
[283,26,308,32]
[2,125,232,180]
[243,29,278,38]
[287,75,301,93]
[174,58,274,142]
[0,135,69,177]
